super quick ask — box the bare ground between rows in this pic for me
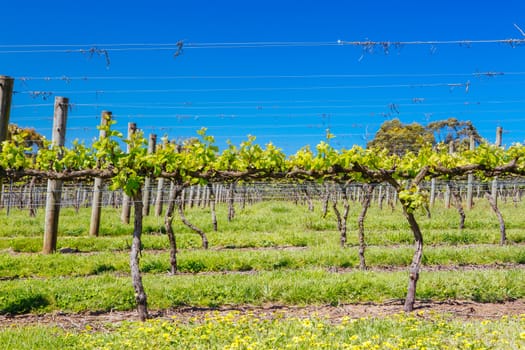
[1,300,524,331]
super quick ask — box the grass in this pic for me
[1,268,524,314]
[1,198,524,348]
[0,244,524,278]
[1,200,525,252]
[0,200,524,312]
[1,312,524,349]
[0,326,79,350]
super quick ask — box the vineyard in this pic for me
[3,0,525,346]
[1,190,525,348]
[0,90,525,348]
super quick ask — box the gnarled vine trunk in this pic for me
[207,183,218,231]
[130,189,148,321]
[179,201,209,249]
[485,192,506,245]
[357,184,373,270]
[164,181,183,274]
[322,183,330,218]
[401,207,424,312]
[227,181,236,222]
[384,167,429,312]
[28,176,37,217]
[449,183,466,230]
[332,183,350,247]
[302,186,314,212]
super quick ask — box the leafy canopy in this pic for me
[367,118,482,155]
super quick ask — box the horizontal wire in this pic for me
[14,81,469,95]
[0,43,187,48]
[339,38,525,46]
[13,107,525,122]
[13,71,520,81]
[14,126,366,139]
[8,116,382,130]
[0,47,182,54]
[1,37,525,53]
[12,98,525,111]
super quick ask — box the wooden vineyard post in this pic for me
[142,133,157,216]
[0,76,13,214]
[89,111,111,237]
[208,183,218,231]
[154,137,169,217]
[188,186,195,208]
[429,178,436,207]
[154,177,165,217]
[121,122,137,224]
[43,97,69,254]
[444,141,454,209]
[487,126,506,245]
[495,126,503,146]
[0,75,14,145]
[195,184,202,207]
[491,127,503,205]
[466,135,475,210]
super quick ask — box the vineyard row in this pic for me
[1,179,524,211]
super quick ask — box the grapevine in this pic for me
[2,119,525,317]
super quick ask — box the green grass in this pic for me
[0,244,524,278]
[0,200,524,315]
[1,198,525,348]
[1,200,525,253]
[1,268,524,314]
[0,326,80,350]
[1,311,524,349]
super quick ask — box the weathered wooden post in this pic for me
[0,75,14,145]
[43,96,69,254]
[187,186,195,208]
[195,184,202,207]
[154,178,165,217]
[89,111,111,237]
[0,76,14,214]
[484,126,506,244]
[491,126,503,205]
[154,137,169,217]
[142,133,157,216]
[444,141,454,208]
[121,122,137,224]
[466,135,475,210]
[208,183,218,231]
[429,178,436,207]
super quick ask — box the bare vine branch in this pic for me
[173,40,184,59]
[79,47,111,68]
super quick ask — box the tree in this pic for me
[367,118,482,155]
[367,119,434,155]
[426,118,483,151]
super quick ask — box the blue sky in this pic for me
[2,0,525,153]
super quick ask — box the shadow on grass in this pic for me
[91,264,117,275]
[0,294,50,315]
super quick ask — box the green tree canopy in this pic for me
[367,119,434,156]
[426,118,483,151]
[367,118,483,155]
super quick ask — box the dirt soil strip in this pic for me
[1,300,524,330]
